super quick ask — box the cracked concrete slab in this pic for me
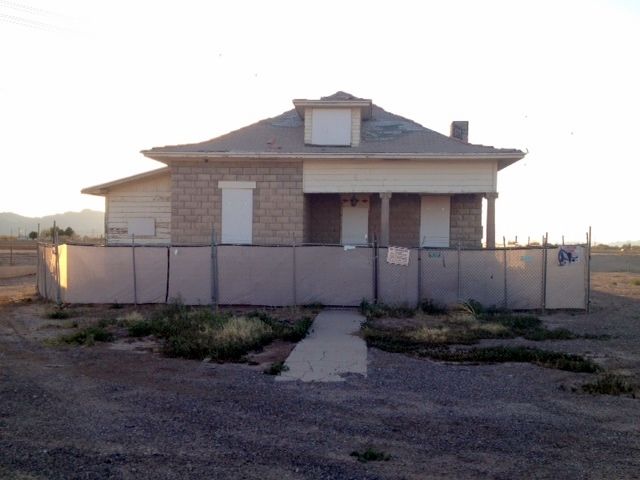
[276,310,367,382]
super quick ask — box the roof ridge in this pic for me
[319,91,365,101]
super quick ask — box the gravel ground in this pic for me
[0,273,639,479]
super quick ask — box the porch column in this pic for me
[485,192,498,248]
[380,192,392,246]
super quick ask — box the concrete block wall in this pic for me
[171,160,304,245]
[389,194,420,247]
[368,194,380,243]
[450,194,483,248]
[305,194,341,244]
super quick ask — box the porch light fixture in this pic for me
[350,194,358,207]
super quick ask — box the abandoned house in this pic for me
[82,92,525,248]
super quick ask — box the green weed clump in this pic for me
[264,361,289,375]
[582,373,637,397]
[419,299,448,315]
[424,346,600,373]
[480,312,575,341]
[359,300,415,320]
[350,448,391,463]
[247,310,314,342]
[60,326,114,346]
[124,303,314,361]
[45,308,72,319]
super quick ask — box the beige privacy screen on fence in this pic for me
[38,243,588,309]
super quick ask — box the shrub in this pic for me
[460,299,485,318]
[60,326,114,346]
[424,346,601,373]
[582,373,637,396]
[480,313,575,341]
[264,361,289,375]
[125,303,314,361]
[359,299,415,320]
[46,308,71,320]
[419,299,448,315]
[350,448,391,463]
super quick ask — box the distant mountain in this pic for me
[0,209,104,237]
[600,240,640,247]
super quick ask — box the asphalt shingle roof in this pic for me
[145,92,523,157]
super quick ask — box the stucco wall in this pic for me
[171,160,304,245]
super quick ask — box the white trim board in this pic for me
[218,181,256,189]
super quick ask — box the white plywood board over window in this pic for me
[221,188,253,244]
[311,108,352,146]
[128,218,155,236]
[420,196,450,247]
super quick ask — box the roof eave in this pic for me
[81,167,170,196]
[142,150,526,162]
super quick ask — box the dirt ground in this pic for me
[0,271,639,479]
[590,253,640,274]
[0,249,37,268]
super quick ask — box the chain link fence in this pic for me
[37,241,590,310]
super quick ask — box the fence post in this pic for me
[165,245,171,304]
[541,234,548,312]
[503,245,508,309]
[36,243,41,297]
[457,243,461,301]
[417,245,422,307]
[132,234,137,305]
[586,226,592,313]
[211,226,219,309]
[292,241,297,307]
[373,236,379,304]
[54,222,61,305]
[42,244,48,300]
[9,243,12,266]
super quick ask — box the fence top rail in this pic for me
[42,242,588,251]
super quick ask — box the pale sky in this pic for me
[1,0,639,244]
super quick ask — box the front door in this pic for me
[341,196,369,245]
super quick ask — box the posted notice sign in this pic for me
[387,246,410,266]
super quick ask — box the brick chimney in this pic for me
[450,121,469,143]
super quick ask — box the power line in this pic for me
[0,12,57,31]
[0,0,66,19]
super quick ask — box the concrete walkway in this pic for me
[276,310,367,382]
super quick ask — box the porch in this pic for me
[303,193,496,248]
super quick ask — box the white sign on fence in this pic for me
[387,246,410,266]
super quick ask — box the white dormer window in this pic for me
[311,108,352,146]
[293,94,371,147]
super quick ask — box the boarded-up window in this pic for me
[420,196,450,247]
[311,108,352,146]
[219,181,255,244]
[127,218,155,236]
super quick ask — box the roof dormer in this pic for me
[293,92,372,147]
